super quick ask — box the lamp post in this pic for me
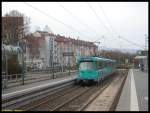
[20,39,25,85]
[63,39,72,76]
[22,50,25,85]
[5,46,8,77]
[52,50,54,79]
[92,41,100,56]
[68,40,71,76]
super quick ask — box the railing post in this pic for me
[22,53,25,85]
[10,75,12,80]
[16,74,17,80]
[69,61,70,76]
[52,64,54,79]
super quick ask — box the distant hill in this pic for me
[100,47,138,54]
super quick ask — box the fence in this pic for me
[29,66,62,73]
[2,68,77,89]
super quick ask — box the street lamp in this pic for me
[20,38,26,85]
[52,50,54,79]
[92,41,100,56]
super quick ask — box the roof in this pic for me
[135,56,147,59]
[55,37,97,47]
[27,31,97,48]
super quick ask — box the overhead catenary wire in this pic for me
[24,2,90,39]
[98,3,117,35]
[119,36,145,49]
[87,2,112,35]
[24,2,144,49]
[86,2,113,47]
[97,3,145,49]
[57,2,102,39]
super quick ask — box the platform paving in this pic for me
[116,69,148,111]
[2,74,76,95]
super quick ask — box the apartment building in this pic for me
[25,31,98,69]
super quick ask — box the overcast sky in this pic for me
[2,2,148,50]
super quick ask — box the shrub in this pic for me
[7,55,22,78]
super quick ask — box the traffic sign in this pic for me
[63,52,74,56]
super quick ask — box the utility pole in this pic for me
[20,39,25,85]
[49,36,54,79]
[92,41,100,56]
[68,39,71,76]
[5,47,8,77]
[118,36,121,66]
[52,37,54,79]
[145,34,148,50]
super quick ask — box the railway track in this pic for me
[19,85,82,110]
[2,80,74,110]
[19,70,124,111]
[3,69,128,111]
[53,73,120,111]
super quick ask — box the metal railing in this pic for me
[2,69,77,89]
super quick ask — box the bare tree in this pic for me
[2,10,30,45]
[25,34,40,66]
[43,25,53,33]
[98,49,136,64]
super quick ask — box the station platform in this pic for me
[2,74,76,97]
[116,69,148,111]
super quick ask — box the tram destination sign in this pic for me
[63,52,74,56]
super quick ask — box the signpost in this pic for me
[63,52,74,56]
[20,40,26,85]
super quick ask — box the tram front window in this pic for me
[79,62,95,70]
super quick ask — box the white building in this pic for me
[35,31,58,68]
[26,31,58,69]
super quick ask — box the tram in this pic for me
[75,56,116,85]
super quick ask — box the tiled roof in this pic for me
[55,35,97,47]
[25,31,97,48]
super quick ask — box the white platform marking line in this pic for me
[130,69,139,111]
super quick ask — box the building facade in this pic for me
[25,31,98,69]
[134,50,148,71]
[55,35,98,67]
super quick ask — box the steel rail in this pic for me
[52,73,118,111]
[2,80,74,110]
[79,71,127,111]
[77,84,109,111]
[53,71,126,111]
[22,86,80,111]
[50,87,90,111]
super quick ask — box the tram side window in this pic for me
[112,63,114,68]
[107,62,110,67]
[107,62,109,67]
[113,63,115,67]
[103,62,107,68]
[105,62,108,67]
[109,62,112,67]
[97,61,103,69]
